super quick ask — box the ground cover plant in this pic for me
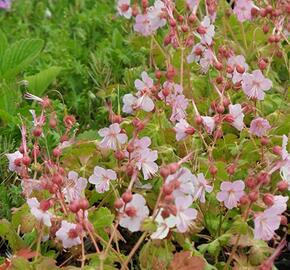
[0,0,290,269]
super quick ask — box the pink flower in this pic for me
[135,71,154,91]
[158,81,183,103]
[201,116,216,134]
[280,164,290,190]
[166,168,195,199]
[227,55,249,83]
[249,117,271,137]
[6,151,23,173]
[254,210,281,241]
[216,180,245,209]
[135,149,158,180]
[151,210,176,239]
[0,0,11,10]
[228,104,244,131]
[122,94,137,114]
[175,195,197,233]
[27,198,52,227]
[170,94,188,123]
[233,0,254,22]
[148,0,166,31]
[268,195,288,215]
[200,48,214,73]
[134,14,153,36]
[119,194,149,232]
[281,135,290,161]
[192,173,213,203]
[198,16,215,45]
[174,119,195,141]
[117,0,132,19]
[63,171,87,202]
[242,70,272,100]
[134,71,155,112]
[98,123,128,150]
[186,0,199,12]
[56,221,81,248]
[89,166,117,193]
[187,43,206,64]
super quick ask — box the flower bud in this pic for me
[240,195,249,205]
[280,215,288,226]
[63,115,76,129]
[249,190,259,202]
[214,61,223,71]
[163,184,174,195]
[277,181,289,192]
[69,201,80,213]
[155,70,162,79]
[22,155,31,166]
[114,198,124,209]
[114,150,125,161]
[161,209,170,219]
[195,115,203,125]
[227,164,236,175]
[39,200,50,211]
[262,24,269,34]
[236,64,245,74]
[216,104,225,114]
[185,127,195,135]
[52,174,63,186]
[188,14,196,23]
[272,145,282,155]
[52,147,62,157]
[263,193,274,206]
[122,191,133,203]
[49,117,57,129]
[245,177,256,189]
[197,26,206,34]
[79,198,89,210]
[160,166,170,179]
[32,126,42,137]
[260,136,269,145]
[60,134,68,143]
[168,163,179,174]
[164,194,174,203]
[14,158,22,166]
[209,165,217,176]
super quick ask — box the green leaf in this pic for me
[9,257,31,270]
[198,234,231,257]
[88,207,114,241]
[0,219,26,251]
[0,29,8,58]
[0,39,44,79]
[25,66,62,96]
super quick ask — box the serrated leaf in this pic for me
[25,66,62,96]
[0,39,44,79]
[89,207,114,230]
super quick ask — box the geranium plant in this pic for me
[1,0,290,269]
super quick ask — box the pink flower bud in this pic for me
[168,163,179,174]
[52,147,62,157]
[22,155,31,166]
[125,206,137,217]
[114,199,124,209]
[249,190,259,202]
[122,191,133,203]
[160,166,170,179]
[32,126,42,137]
[79,198,89,210]
[277,181,289,192]
[263,193,274,206]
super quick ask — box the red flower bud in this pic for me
[114,150,125,161]
[272,145,282,155]
[125,206,137,217]
[168,163,179,174]
[249,190,259,202]
[32,126,42,137]
[197,26,206,34]
[163,184,174,195]
[160,166,170,179]
[39,200,50,211]
[22,155,31,166]
[69,201,80,213]
[122,191,133,203]
[263,193,274,206]
[209,165,217,176]
[79,198,89,210]
[52,147,62,157]
[245,177,256,189]
[114,198,124,209]
[277,181,289,192]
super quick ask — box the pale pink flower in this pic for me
[117,0,132,19]
[134,14,153,36]
[187,43,206,64]
[0,0,11,10]
[166,168,195,199]
[233,0,254,22]
[6,150,23,173]
[148,0,166,31]
[280,164,290,190]
[268,195,289,215]
[175,195,197,233]
[192,173,213,203]
[56,221,81,248]
[228,104,244,131]
[200,48,214,73]
[151,210,176,239]
[27,198,52,227]
[198,16,215,45]
[186,0,199,12]
[135,94,155,112]
[170,94,188,122]
[135,149,158,180]
[281,135,290,161]
[227,55,249,83]
[29,110,46,127]
[158,81,183,103]
[174,119,194,141]
[135,71,155,112]
[216,180,245,209]
[21,179,42,197]
[254,210,281,241]
[249,117,271,137]
[119,194,149,232]
[128,136,152,159]
[89,166,117,193]
[135,71,154,91]
[242,70,272,100]
[201,116,215,134]
[63,171,87,202]
[122,94,137,114]
[98,123,128,150]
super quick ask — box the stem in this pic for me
[120,232,147,270]
[81,236,85,269]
